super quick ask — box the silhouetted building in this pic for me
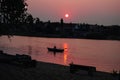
[60,18,64,33]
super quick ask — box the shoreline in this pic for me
[0,60,119,80]
[1,34,120,41]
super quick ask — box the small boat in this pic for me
[47,47,64,52]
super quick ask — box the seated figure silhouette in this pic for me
[54,46,56,49]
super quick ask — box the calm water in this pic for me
[0,35,120,72]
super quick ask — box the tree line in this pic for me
[0,0,38,24]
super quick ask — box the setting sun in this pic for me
[65,14,69,18]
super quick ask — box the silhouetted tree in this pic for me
[26,14,34,24]
[0,0,27,24]
[35,17,40,24]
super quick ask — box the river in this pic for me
[0,35,120,72]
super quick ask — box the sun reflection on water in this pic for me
[63,43,68,64]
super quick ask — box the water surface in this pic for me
[0,36,120,72]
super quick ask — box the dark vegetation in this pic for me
[0,50,37,68]
[69,63,96,76]
[0,0,120,40]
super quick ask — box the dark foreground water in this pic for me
[0,35,120,72]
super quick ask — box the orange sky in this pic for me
[27,0,120,25]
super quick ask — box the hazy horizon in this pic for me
[27,0,120,25]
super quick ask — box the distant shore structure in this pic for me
[60,18,64,34]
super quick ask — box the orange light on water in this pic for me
[64,43,68,50]
[64,51,67,64]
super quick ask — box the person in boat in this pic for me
[54,46,56,49]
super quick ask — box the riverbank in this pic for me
[0,61,119,80]
[1,34,120,41]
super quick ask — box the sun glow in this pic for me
[65,14,69,18]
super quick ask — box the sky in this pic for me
[27,0,120,25]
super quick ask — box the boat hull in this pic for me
[47,48,64,52]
